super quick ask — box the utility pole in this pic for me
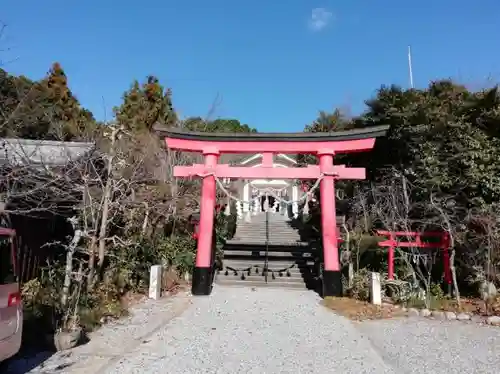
[408,45,414,89]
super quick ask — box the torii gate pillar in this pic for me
[155,124,388,297]
[191,148,219,294]
[318,149,341,295]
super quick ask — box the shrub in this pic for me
[343,268,371,301]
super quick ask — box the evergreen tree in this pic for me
[0,63,97,140]
[114,76,177,132]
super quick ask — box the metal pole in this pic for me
[408,45,414,89]
[265,210,269,283]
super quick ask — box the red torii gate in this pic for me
[376,230,452,289]
[155,124,388,297]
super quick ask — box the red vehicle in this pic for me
[0,228,22,362]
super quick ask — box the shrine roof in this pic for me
[153,124,389,143]
[0,138,96,167]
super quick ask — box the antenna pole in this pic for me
[408,45,414,89]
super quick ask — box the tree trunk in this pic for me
[87,236,97,291]
[450,249,460,306]
[97,125,119,275]
[98,179,112,272]
[141,203,149,236]
[61,228,82,309]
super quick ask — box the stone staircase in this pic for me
[216,212,317,289]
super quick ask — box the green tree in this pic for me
[114,76,177,132]
[0,63,97,140]
[183,117,257,133]
[304,109,350,133]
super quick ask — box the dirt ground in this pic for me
[322,296,500,321]
[438,296,500,315]
[322,297,407,320]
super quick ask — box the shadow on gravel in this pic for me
[2,349,56,374]
[1,319,91,373]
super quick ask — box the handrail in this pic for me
[265,210,269,283]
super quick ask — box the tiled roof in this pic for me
[0,138,96,167]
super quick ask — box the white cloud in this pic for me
[308,8,333,32]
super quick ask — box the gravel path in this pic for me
[356,318,500,374]
[5,286,500,373]
[106,286,394,374]
[3,292,192,374]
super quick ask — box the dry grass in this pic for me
[323,295,500,321]
[322,297,406,321]
[430,296,500,316]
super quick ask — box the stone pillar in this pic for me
[370,272,382,305]
[192,149,218,296]
[149,265,162,300]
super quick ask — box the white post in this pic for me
[272,199,279,213]
[292,185,299,219]
[263,194,269,212]
[243,182,250,213]
[253,196,259,215]
[236,201,243,219]
[149,265,162,300]
[370,272,382,306]
[348,263,354,288]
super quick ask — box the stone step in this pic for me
[235,225,296,230]
[236,233,298,237]
[236,225,297,232]
[239,213,290,218]
[235,233,302,238]
[221,264,303,275]
[237,218,293,223]
[224,244,312,250]
[225,245,308,251]
[236,221,293,226]
[222,261,307,268]
[236,224,290,227]
[223,260,313,267]
[222,271,303,280]
[223,246,311,253]
[226,239,308,246]
[235,231,299,236]
[233,235,301,240]
[215,278,308,290]
[236,219,293,224]
[238,233,299,238]
[234,230,300,238]
[223,252,314,260]
[231,238,303,244]
[235,221,296,227]
[217,271,303,281]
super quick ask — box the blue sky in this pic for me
[2,0,500,131]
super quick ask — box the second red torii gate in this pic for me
[376,230,452,290]
[155,124,389,297]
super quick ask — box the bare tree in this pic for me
[429,193,462,305]
[350,171,442,307]
[463,204,500,313]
